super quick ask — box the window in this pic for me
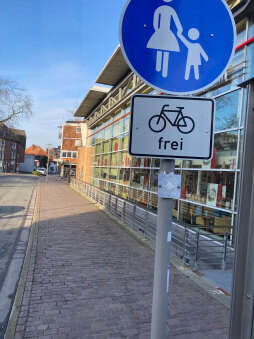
[75,140,81,147]
[67,152,72,158]
[215,90,241,131]
[183,131,238,170]
[62,152,67,158]
[76,127,81,133]
[72,152,77,159]
[181,170,235,209]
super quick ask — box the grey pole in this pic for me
[151,159,175,339]
[229,80,254,338]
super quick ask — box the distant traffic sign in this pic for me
[129,94,214,159]
[120,0,236,95]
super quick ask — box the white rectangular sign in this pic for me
[129,94,215,160]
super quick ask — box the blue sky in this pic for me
[0,0,126,149]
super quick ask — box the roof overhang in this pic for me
[95,45,131,86]
[74,85,110,118]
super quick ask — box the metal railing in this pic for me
[71,178,234,270]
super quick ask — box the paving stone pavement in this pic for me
[13,177,230,339]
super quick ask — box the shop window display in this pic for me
[108,182,116,195]
[130,187,149,208]
[94,167,100,179]
[119,168,130,186]
[120,134,128,150]
[111,137,120,152]
[110,153,119,166]
[101,168,108,180]
[181,170,235,210]
[109,168,118,182]
[150,169,159,192]
[132,157,151,168]
[94,155,100,166]
[130,169,150,190]
[179,201,232,234]
[102,154,109,166]
[118,185,130,200]
[99,180,106,190]
[102,140,110,153]
[95,143,102,155]
[120,152,132,167]
[183,131,238,169]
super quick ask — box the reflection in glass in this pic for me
[215,90,241,131]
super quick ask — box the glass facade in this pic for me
[81,17,253,243]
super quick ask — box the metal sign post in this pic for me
[127,94,213,338]
[151,159,175,339]
[229,80,254,338]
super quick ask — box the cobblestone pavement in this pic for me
[14,178,229,339]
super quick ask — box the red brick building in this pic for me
[60,121,87,176]
[0,123,26,173]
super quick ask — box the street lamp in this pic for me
[46,144,52,183]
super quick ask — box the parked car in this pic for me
[37,167,47,175]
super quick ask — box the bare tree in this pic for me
[0,75,32,126]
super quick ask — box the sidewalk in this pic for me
[9,177,229,339]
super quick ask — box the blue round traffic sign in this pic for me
[119,0,236,95]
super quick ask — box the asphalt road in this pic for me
[0,174,38,335]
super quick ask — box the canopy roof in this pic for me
[95,45,130,87]
[74,85,110,118]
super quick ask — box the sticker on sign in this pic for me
[128,94,215,160]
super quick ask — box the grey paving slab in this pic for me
[14,177,230,338]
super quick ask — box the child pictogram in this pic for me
[177,29,209,80]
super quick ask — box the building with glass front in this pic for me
[74,1,254,246]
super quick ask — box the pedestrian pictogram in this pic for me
[148,105,195,134]
[119,0,236,95]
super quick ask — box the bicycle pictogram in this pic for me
[148,105,195,134]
